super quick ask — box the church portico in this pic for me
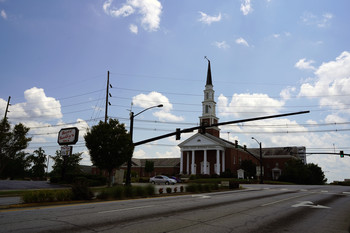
[180,147,225,175]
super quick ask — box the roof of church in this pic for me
[130,158,180,167]
[178,132,237,149]
[206,60,213,86]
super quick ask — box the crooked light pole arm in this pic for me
[125,104,163,186]
[134,104,163,118]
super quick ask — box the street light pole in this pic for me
[125,104,163,186]
[252,137,263,184]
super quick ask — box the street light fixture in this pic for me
[252,137,263,184]
[125,104,163,186]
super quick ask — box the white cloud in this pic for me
[3,87,62,121]
[240,0,253,15]
[155,146,180,158]
[198,11,222,25]
[103,0,162,32]
[218,93,284,119]
[213,41,230,49]
[1,9,7,20]
[295,58,316,71]
[301,12,333,28]
[235,37,249,47]
[129,24,138,34]
[132,92,184,122]
[280,86,296,100]
[299,51,350,116]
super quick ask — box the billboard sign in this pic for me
[58,127,79,145]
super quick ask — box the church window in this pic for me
[205,105,209,113]
[206,93,209,100]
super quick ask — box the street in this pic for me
[1,184,349,232]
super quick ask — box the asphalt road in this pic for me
[1,184,350,233]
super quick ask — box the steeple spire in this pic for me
[205,56,212,86]
[200,56,220,137]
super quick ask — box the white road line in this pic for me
[98,205,155,214]
[261,193,311,207]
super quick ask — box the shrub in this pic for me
[203,184,211,192]
[56,189,73,201]
[71,177,93,200]
[229,181,239,189]
[173,187,177,193]
[180,186,184,192]
[186,184,198,193]
[145,184,155,196]
[97,190,110,200]
[124,186,136,198]
[135,186,147,197]
[112,186,125,199]
[159,188,163,194]
[22,189,73,203]
[166,187,172,194]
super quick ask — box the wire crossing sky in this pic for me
[1,0,350,182]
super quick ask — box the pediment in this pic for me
[178,133,223,147]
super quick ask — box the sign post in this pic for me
[57,127,79,180]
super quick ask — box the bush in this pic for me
[229,181,239,189]
[22,189,73,203]
[159,188,163,194]
[136,186,147,197]
[173,187,177,193]
[112,186,125,199]
[180,186,184,192]
[145,184,155,196]
[71,177,93,200]
[166,187,172,194]
[124,186,136,198]
[56,189,73,201]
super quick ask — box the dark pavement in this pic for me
[0,180,64,190]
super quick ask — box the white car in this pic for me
[149,175,177,185]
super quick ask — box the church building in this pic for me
[178,59,306,179]
[178,59,258,176]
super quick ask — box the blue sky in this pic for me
[1,0,350,182]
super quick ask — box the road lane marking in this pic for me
[261,193,311,207]
[292,201,330,209]
[342,192,350,195]
[192,194,211,199]
[98,205,154,214]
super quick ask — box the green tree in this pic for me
[29,147,47,180]
[240,160,257,179]
[1,151,31,179]
[0,118,31,178]
[279,159,327,185]
[51,150,83,180]
[145,160,154,176]
[84,119,134,186]
[307,163,327,185]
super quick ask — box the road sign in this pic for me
[58,127,79,145]
[60,146,72,156]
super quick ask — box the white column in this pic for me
[180,150,183,174]
[191,150,195,174]
[216,149,220,175]
[186,151,190,174]
[204,150,207,174]
[222,150,225,172]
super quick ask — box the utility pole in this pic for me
[4,96,11,120]
[105,71,112,123]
